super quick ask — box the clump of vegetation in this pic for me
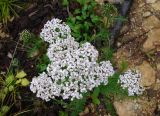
[20,30,50,72]
[66,0,118,46]
[0,0,23,24]
[0,70,29,115]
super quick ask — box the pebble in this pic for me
[143,11,151,17]
[7,52,13,59]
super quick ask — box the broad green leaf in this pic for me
[16,70,27,78]
[1,105,10,114]
[91,15,100,24]
[5,73,14,85]
[91,87,100,105]
[15,79,22,84]
[92,87,100,98]
[21,78,29,86]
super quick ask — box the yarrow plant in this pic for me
[119,70,145,96]
[30,18,115,101]
[30,18,145,102]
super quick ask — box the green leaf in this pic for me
[1,105,10,114]
[82,11,87,19]
[5,73,14,85]
[91,15,100,24]
[37,64,48,72]
[15,79,22,84]
[91,87,100,105]
[16,70,27,78]
[101,47,114,61]
[114,16,127,22]
[3,87,8,94]
[59,111,68,116]
[76,0,86,5]
[8,85,14,92]
[0,112,2,116]
[0,93,6,101]
[76,16,82,21]
[69,98,86,116]
[74,9,80,14]
[72,24,81,33]
[92,97,100,105]
[21,78,30,86]
[119,60,128,72]
[92,87,100,98]
[62,0,69,6]
[83,22,90,31]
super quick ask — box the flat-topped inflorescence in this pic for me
[30,18,115,101]
[30,18,145,102]
[119,69,145,96]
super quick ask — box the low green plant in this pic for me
[67,0,101,42]
[119,59,128,73]
[20,30,50,72]
[0,0,23,24]
[20,30,45,58]
[36,54,50,72]
[0,70,29,115]
[99,47,114,62]
[103,3,118,27]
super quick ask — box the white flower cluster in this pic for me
[119,70,145,96]
[30,18,115,101]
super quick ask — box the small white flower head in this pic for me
[40,18,71,44]
[119,70,145,96]
[30,18,115,101]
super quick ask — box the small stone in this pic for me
[146,0,157,4]
[143,11,151,17]
[143,28,160,52]
[120,25,129,34]
[7,52,13,59]
[114,100,138,116]
[0,32,6,38]
[142,15,160,30]
[151,1,160,11]
[6,34,9,38]
[29,50,39,58]
[114,98,157,116]
[117,42,122,47]
[137,61,156,87]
